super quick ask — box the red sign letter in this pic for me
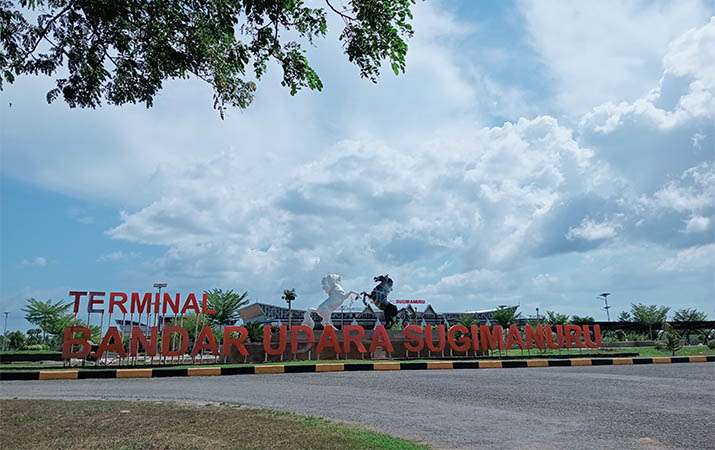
[342,325,366,353]
[62,326,91,359]
[223,326,248,356]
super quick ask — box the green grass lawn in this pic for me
[0,399,429,450]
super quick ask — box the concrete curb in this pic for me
[2,355,713,381]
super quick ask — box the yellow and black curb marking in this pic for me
[2,355,712,381]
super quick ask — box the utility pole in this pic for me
[597,293,612,321]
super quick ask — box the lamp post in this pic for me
[153,283,167,327]
[2,312,8,351]
[535,307,540,321]
[597,292,612,322]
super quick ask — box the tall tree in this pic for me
[22,298,71,344]
[570,315,595,325]
[630,303,670,340]
[673,308,708,344]
[545,311,569,325]
[617,311,632,322]
[1,0,418,117]
[672,308,707,322]
[491,307,520,328]
[204,289,249,327]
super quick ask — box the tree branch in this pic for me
[325,0,356,22]
[23,5,72,59]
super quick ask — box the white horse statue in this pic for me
[302,274,359,329]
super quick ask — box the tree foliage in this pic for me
[22,298,71,342]
[1,0,418,117]
[204,288,249,327]
[630,303,670,340]
[658,322,683,356]
[7,330,27,350]
[243,320,264,342]
[617,311,632,322]
[570,315,595,325]
[545,311,569,325]
[672,308,707,322]
[281,288,296,303]
[491,307,520,328]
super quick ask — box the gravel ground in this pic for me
[2,363,714,450]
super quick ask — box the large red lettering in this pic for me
[545,325,564,349]
[403,325,424,352]
[223,326,248,356]
[448,325,471,352]
[564,325,585,348]
[96,327,126,359]
[504,325,525,349]
[130,292,152,314]
[583,325,602,349]
[369,325,394,353]
[130,326,158,356]
[524,325,545,350]
[181,293,200,314]
[162,293,180,314]
[201,293,216,314]
[109,292,128,314]
[291,325,315,354]
[479,325,504,351]
[61,326,91,359]
[69,291,87,314]
[191,326,219,356]
[264,325,287,355]
[161,327,189,357]
[88,291,105,313]
[316,325,342,354]
[342,325,366,353]
[425,325,446,352]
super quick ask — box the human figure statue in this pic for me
[302,274,359,329]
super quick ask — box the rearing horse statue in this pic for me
[302,274,359,329]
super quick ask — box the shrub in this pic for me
[24,344,49,351]
[659,322,683,356]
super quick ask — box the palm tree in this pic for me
[204,289,249,327]
[492,307,521,327]
[204,289,249,359]
[545,311,569,325]
[630,303,670,340]
[673,308,708,343]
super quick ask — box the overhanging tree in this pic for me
[1,0,418,117]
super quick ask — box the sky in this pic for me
[1,0,714,332]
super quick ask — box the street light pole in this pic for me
[597,293,612,322]
[153,283,168,364]
[2,312,8,352]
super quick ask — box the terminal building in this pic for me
[236,302,519,328]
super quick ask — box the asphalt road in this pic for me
[2,363,714,450]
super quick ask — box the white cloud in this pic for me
[566,218,621,241]
[684,215,712,233]
[97,251,138,262]
[658,243,714,271]
[20,257,47,267]
[520,0,711,115]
